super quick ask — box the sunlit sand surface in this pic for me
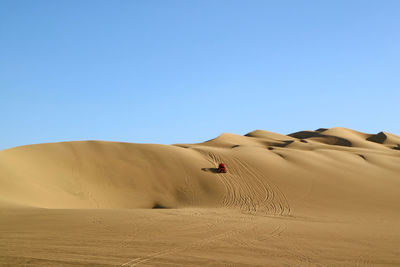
[1,127,399,266]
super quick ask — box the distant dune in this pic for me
[1,127,399,215]
[1,128,399,266]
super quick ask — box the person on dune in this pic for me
[218,163,227,173]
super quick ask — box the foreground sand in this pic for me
[1,127,399,266]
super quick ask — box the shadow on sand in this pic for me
[201,168,220,173]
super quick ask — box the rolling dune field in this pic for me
[1,127,399,266]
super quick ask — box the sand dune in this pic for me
[1,128,400,266]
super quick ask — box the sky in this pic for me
[1,0,400,150]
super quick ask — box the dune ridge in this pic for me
[1,127,400,266]
[0,127,399,216]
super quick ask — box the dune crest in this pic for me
[1,127,400,266]
[0,127,399,217]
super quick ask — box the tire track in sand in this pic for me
[195,148,291,215]
[119,148,292,266]
[118,213,256,266]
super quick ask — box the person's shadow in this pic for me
[201,167,220,173]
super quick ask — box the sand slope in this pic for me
[1,127,400,266]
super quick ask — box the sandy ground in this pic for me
[1,127,399,266]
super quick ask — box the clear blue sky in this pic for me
[1,0,400,150]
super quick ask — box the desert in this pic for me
[1,127,399,266]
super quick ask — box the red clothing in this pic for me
[218,163,227,173]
